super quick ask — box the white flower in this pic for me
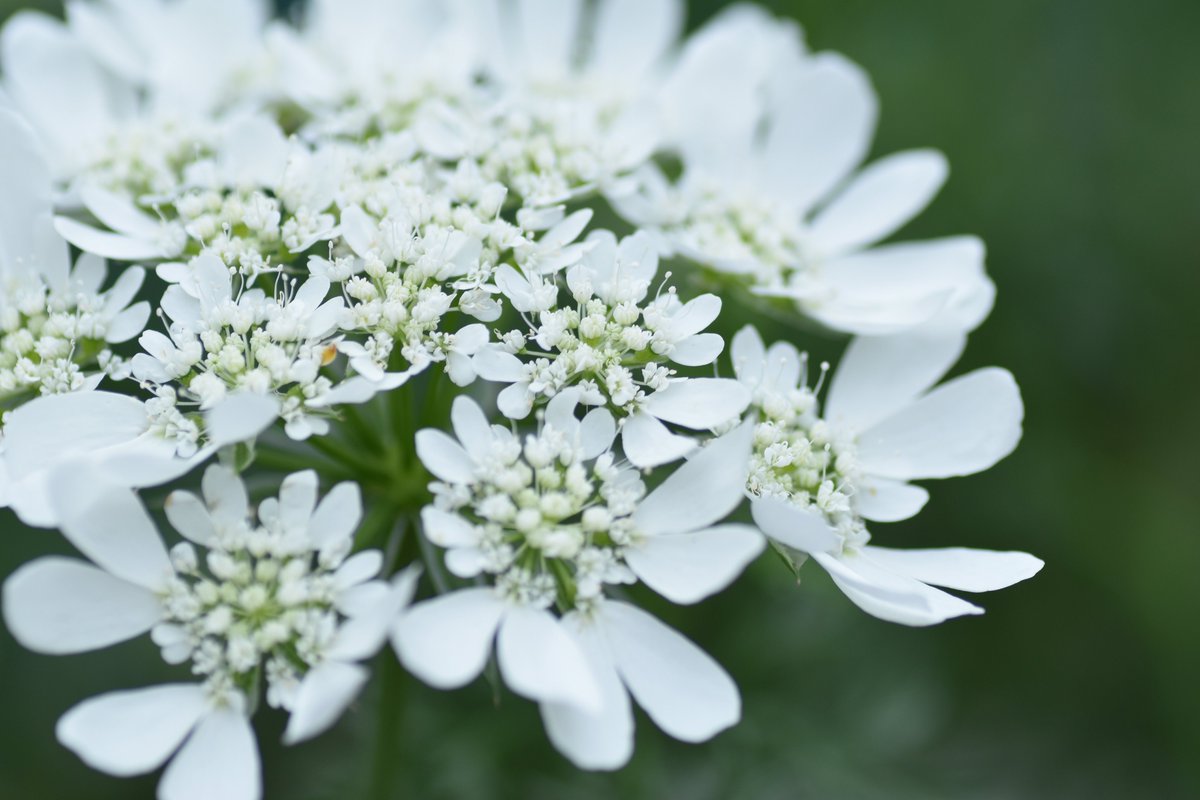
[131,250,348,440]
[612,13,993,336]
[2,464,405,798]
[53,115,296,263]
[733,325,1042,625]
[0,111,151,397]
[474,230,749,467]
[396,394,760,767]
[1,1,275,186]
[276,0,480,111]
[0,391,210,527]
[540,598,741,771]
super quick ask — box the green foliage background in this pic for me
[1,1,1197,797]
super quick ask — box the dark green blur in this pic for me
[1,1,1197,797]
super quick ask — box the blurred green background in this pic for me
[2,0,1198,798]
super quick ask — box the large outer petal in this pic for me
[0,12,119,170]
[857,367,1024,480]
[589,0,681,83]
[730,325,766,385]
[391,588,505,689]
[414,429,476,484]
[56,684,207,777]
[750,498,840,554]
[809,149,949,256]
[2,391,148,477]
[3,558,160,654]
[814,552,983,627]
[862,546,1044,593]
[539,615,635,771]
[759,53,877,212]
[641,378,751,429]
[49,463,172,590]
[0,108,54,274]
[853,477,930,523]
[204,393,281,448]
[633,421,754,536]
[307,481,362,553]
[815,236,994,336]
[620,411,696,469]
[158,709,261,800]
[602,601,740,743]
[625,524,765,604]
[283,661,370,745]
[497,606,601,712]
[824,332,966,434]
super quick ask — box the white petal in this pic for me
[0,105,53,267]
[619,411,696,469]
[497,606,601,712]
[333,551,383,591]
[333,581,389,620]
[671,333,724,367]
[48,463,172,590]
[53,216,166,261]
[815,236,992,336]
[445,548,487,578]
[749,498,841,553]
[202,464,249,529]
[642,378,751,429]
[579,408,616,460]
[862,546,1044,593]
[730,325,766,385]
[760,53,877,212]
[328,567,421,662]
[813,551,982,627]
[159,709,260,800]
[761,341,804,393]
[450,395,493,462]
[415,429,476,484]
[536,208,592,255]
[218,115,289,188]
[603,601,740,743]
[421,507,478,548]
[857,368,1023,480]
[634,421,754,536]
[539,616,634,771]
[192,251,234,310]
[283,661,369,745]
[278,470,318,535]
[472,347,526,383]
[589,0,681,83]
[391,588,505,689]
[79,183,162,240]
[514,0,584,80]
[0,14,119,169]
[2,391,148,476]
[626,524,764,604]
[56,684,207,777]
[308,482,361,552]
[668,294,722,339]
[853,478,929,523]
[3,557,160,654]
[164,491,216,546]
[104,302,151,343]
[496,382,535,420]
[824,331,966,433]
[809,150,949,256]
[205,393,280,447]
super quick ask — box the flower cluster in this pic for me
[3,464,413,799]
[0,1,1042,796]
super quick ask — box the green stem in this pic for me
[369,652,406,800]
